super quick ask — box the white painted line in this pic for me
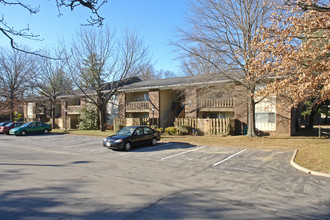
[161,146,207,160]
[213,149,246,166]
[132,143,172,152]
[120,143,172,155]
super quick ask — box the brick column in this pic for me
[118,93,126,118]
[275,96,292,136]
[234,85,248,134]
[185,87,198,118]
[60,99,67,129]
[149,89,160,126]
[23,102,27,122]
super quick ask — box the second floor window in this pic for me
[131,92,149,102]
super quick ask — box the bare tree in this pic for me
[65,27,151,131]
[0,0,107,57]
[180,44,218,76]
[34,55,73,128]
[137,63,158,80]
[156,69,177,79]
[0,47,35,121]
[175,0,277,137]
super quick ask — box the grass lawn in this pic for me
[52,128,330,174]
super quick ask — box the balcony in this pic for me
[198,98,234,111]
[125,101,149,112]
[67,105,81,114]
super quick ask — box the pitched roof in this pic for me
[58,76,142,98]
[119,74,232,92]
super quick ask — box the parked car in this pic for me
[103,126,161,151]
[9,121,52,136]
[0,122,24,134]
[0,122,9,127]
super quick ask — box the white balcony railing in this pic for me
[125,101,149,111]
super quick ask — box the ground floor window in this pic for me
[255,97,276,131]
[125,113,149,118]
[209,113,226,119]
[27,103,34,119]
[199,112,234,119]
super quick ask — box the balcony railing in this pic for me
[125,101,149,111]
[67,105,81,114]
[198,98,234,109]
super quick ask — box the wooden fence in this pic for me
[114,117,235,135]
[174,118,235,135]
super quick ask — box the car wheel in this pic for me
[151,137,157,146]
[43,129,49,134]
[20,130,26,136]
[124,142,131,151]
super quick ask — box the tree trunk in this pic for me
[9,101,14,122]
[51,98,56,129]
[247,96,256,137]
[9,92,14,122]
[99,107,106,132]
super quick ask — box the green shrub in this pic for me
[157,127,163,133]
[78,107,99,130]
[165,127,177,135]
[14,111,23,122]
[178,125,192,135]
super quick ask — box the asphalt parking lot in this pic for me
[0,134,329,219]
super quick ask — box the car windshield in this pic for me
[0,122,7,126]
[116,127,136,136]
[6,123,14,126]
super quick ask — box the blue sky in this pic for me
[0,0,188,74]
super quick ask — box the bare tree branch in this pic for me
[64,27,150,131]
[175,0,278,137]
[0,0,108,58]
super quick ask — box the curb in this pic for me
[290,149,330,178]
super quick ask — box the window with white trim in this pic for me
[27,103,34,119]
[255,97,276,131]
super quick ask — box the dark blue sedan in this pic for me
[103,126,161,151]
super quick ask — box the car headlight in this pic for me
[114,139,123,143]
[104,138,107,142]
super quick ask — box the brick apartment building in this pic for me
[23,75,299,136]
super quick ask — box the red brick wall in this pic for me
[273,96,292,136]
[118,93,126,118]
[149,89,160,125]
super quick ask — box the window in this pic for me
[27,103,34,119]
[143,93,149,101]
[255,97,276,131]
[209,113,226,119]
[135,128,143,136]
[144,127,153,135]
[131,92,149,101]
[256,113,275,123]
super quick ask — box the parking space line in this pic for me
[161,146,207,160]
[120,143,172,155]
[213,149,246,166]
